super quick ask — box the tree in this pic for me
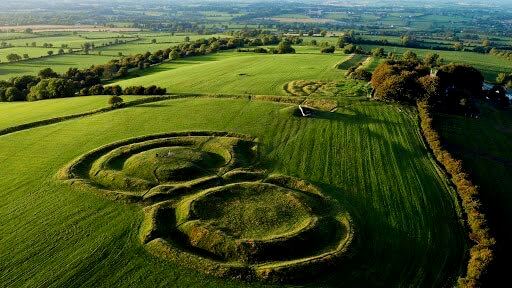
[6,53,22,62]
[310,39,317,46]
[402,50,418,62]
[371,47,385,58]
[336,37,346,48]
[184,36,190,42]
[31,42,36,47]
[274,40,295,54]
[496,73,508,85]
[423,53,440,67]
[104,85,123,96]
[47,50,54,56]
[321,46,335,53]
[349,69,372,81]
[418,75,443,107]
[23,54,29,60]
[343,44,355,54]
[58,48,65,55]
[152,38,157,44]
[400,35,416,47]
[24,28,33,33]
[82,42,92,54]
[453,42,464,51]
[88,84,104,95]
[38,68,59,79]
[108,95,124,108]
[374,72,422,104]
[5,87,25,101]
[320,30,327,37]
[27,78,75,101]
[116,67,129,78]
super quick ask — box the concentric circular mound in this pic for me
[140,175,354,283]
[58,131,258,201]
[284,80,337,97]
[58,131,354,283]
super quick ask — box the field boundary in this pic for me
[0,93,340,138]
[0,96,170,137]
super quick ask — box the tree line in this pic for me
[0,34,299,102]
[371,58,509,114]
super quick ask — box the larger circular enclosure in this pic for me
[58,132,354,283]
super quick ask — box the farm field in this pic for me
[0,96,145,130]
[113,52,351,95]
[0,47,63,61]
[437,104,512,286]
[4,34,139,49]
[0,54,117,80]
[0,95,466,287]
[0,33,229,80]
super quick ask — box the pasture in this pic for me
[5,34,139,49]
[0,96,145,130]
[0,94,466,287]
[113,52,353,95]
[437,104,512,285]
[0,47,63,61]
[0,54,117,80]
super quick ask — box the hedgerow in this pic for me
[418,101,495,288]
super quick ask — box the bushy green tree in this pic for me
[423,53,441,67]
[27,78,75,101]
[5,87,24,101]
[402,50,418,62]
[321,46,335,53]
[108,95,124,108]
[38,68,59,79]
[274,40,295,54]
[6,53,21,62]
[104,85,123,96]
[371,47,385,58]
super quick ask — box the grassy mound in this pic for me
[141,176,354,282]
[284,80,338,97]
[123,147,225,182]
[58,131,258,199]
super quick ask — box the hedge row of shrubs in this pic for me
[80,84,167,96]
[418,101,495,288]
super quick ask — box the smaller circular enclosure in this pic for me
[141,176,354,282]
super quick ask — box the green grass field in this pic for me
[113,52,350,95]
[0,93,466,287]
[0,47,63,61]
[5,35,138,49]
[437,104,512,285]
[0,96,144,130]
[0,54,117,80]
